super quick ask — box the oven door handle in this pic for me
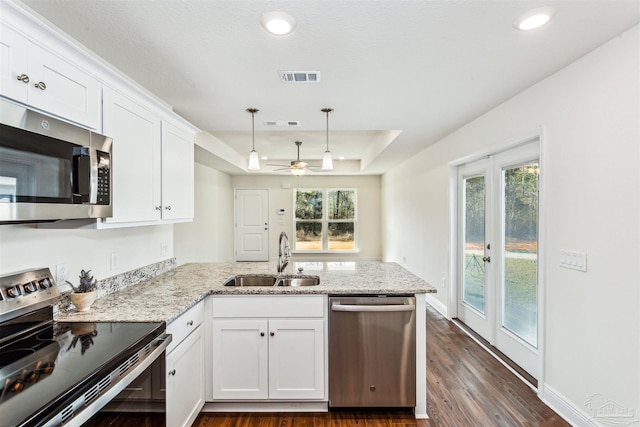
[47,332,172,427]
[331,302,415,312]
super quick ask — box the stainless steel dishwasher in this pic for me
[328,295,416,407]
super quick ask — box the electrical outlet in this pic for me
[442,277,447,288]
[110,252,119,270]
[56,263,70,287]
[161,243,169,257]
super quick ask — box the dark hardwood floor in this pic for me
[193,305,570,427]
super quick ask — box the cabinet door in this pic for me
[268,319,325,400]
[0,24,29,103]
[103,87,162,223]
[27,43,101,130]
[166,325,205,427]
[212,319,268,400]
[161,121,194,221]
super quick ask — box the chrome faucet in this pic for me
[277,232,291,274]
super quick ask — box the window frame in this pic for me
[293,187,358,253]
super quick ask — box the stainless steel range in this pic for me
[0,268,171,427]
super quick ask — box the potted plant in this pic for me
[67,269,98,312]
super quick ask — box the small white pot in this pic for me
[70,290,97,312]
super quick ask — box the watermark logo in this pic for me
[584,394,638,426]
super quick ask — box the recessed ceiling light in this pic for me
[513,6,556,31]
[261,11,296,36]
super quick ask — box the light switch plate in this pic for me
[560,250,587,272]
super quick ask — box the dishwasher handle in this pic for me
[331,302,415,313]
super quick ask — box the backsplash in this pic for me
[57,258,177,315]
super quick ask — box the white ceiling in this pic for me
[19,0,639,175]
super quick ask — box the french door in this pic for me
[456,141,540,378]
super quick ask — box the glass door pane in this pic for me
[463,175,486,314]
[502,163,539,347]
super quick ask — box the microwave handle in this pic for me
[72,147,94,204]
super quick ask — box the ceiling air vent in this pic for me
[264,120,301,127]
[279,70,321,83]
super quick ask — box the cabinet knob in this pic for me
[155,206,162,211]
[270,332,275,337]
[16,74,29,83]
[34,81,46,90]
[482,256,491,263]
[187,320,194,326]
[260,332,265,337]
[165,205,172,210]
[168,369,176,376]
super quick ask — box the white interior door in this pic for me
[456,140,540,379]
[235,188,269,261]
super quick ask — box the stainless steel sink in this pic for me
[224,274,319,287]
[279,277,320,287]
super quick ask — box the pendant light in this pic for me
[321,108,334,170]
[246,108,260,171]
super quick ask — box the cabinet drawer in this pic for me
[212,295,325,318]
[167,302,204,354]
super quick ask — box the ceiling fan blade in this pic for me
[266,163,290,167]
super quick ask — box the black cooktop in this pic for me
[0,320,164,427]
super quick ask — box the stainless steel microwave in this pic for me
[0,98,112,224]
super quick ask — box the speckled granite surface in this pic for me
[56,261,436,324]
[57,258,177,314]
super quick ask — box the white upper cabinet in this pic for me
[102,88,195,227]
[0,24,102,130]
[161,121,195,222]
[103,87,162,224]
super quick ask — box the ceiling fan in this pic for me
[268,141,321,176]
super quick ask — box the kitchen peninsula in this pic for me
[57,261,436,422]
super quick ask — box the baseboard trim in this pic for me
[540,384,597,426]
[425,294,447,317]
[202,401,328,413]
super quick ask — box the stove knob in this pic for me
[23,281,38,293]
[41,362,55,375]
[6,285,21,298]
[25,371,41,383]
[39,278,53,289]
[8,379,25,393]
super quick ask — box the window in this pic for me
[294,189,357,251]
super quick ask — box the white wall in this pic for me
[231,174,381,262]
[174,162,234,264]
[382,26,639,424]
[0,224,173,285]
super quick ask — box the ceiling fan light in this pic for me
[248,150,260,171]
[322,150,333,170]
[291,167,305,176]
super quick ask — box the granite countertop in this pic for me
[57,261,436,324]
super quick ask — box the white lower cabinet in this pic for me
[211,295,326,402]
[166,323,204,427]
[166,301,205,427]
